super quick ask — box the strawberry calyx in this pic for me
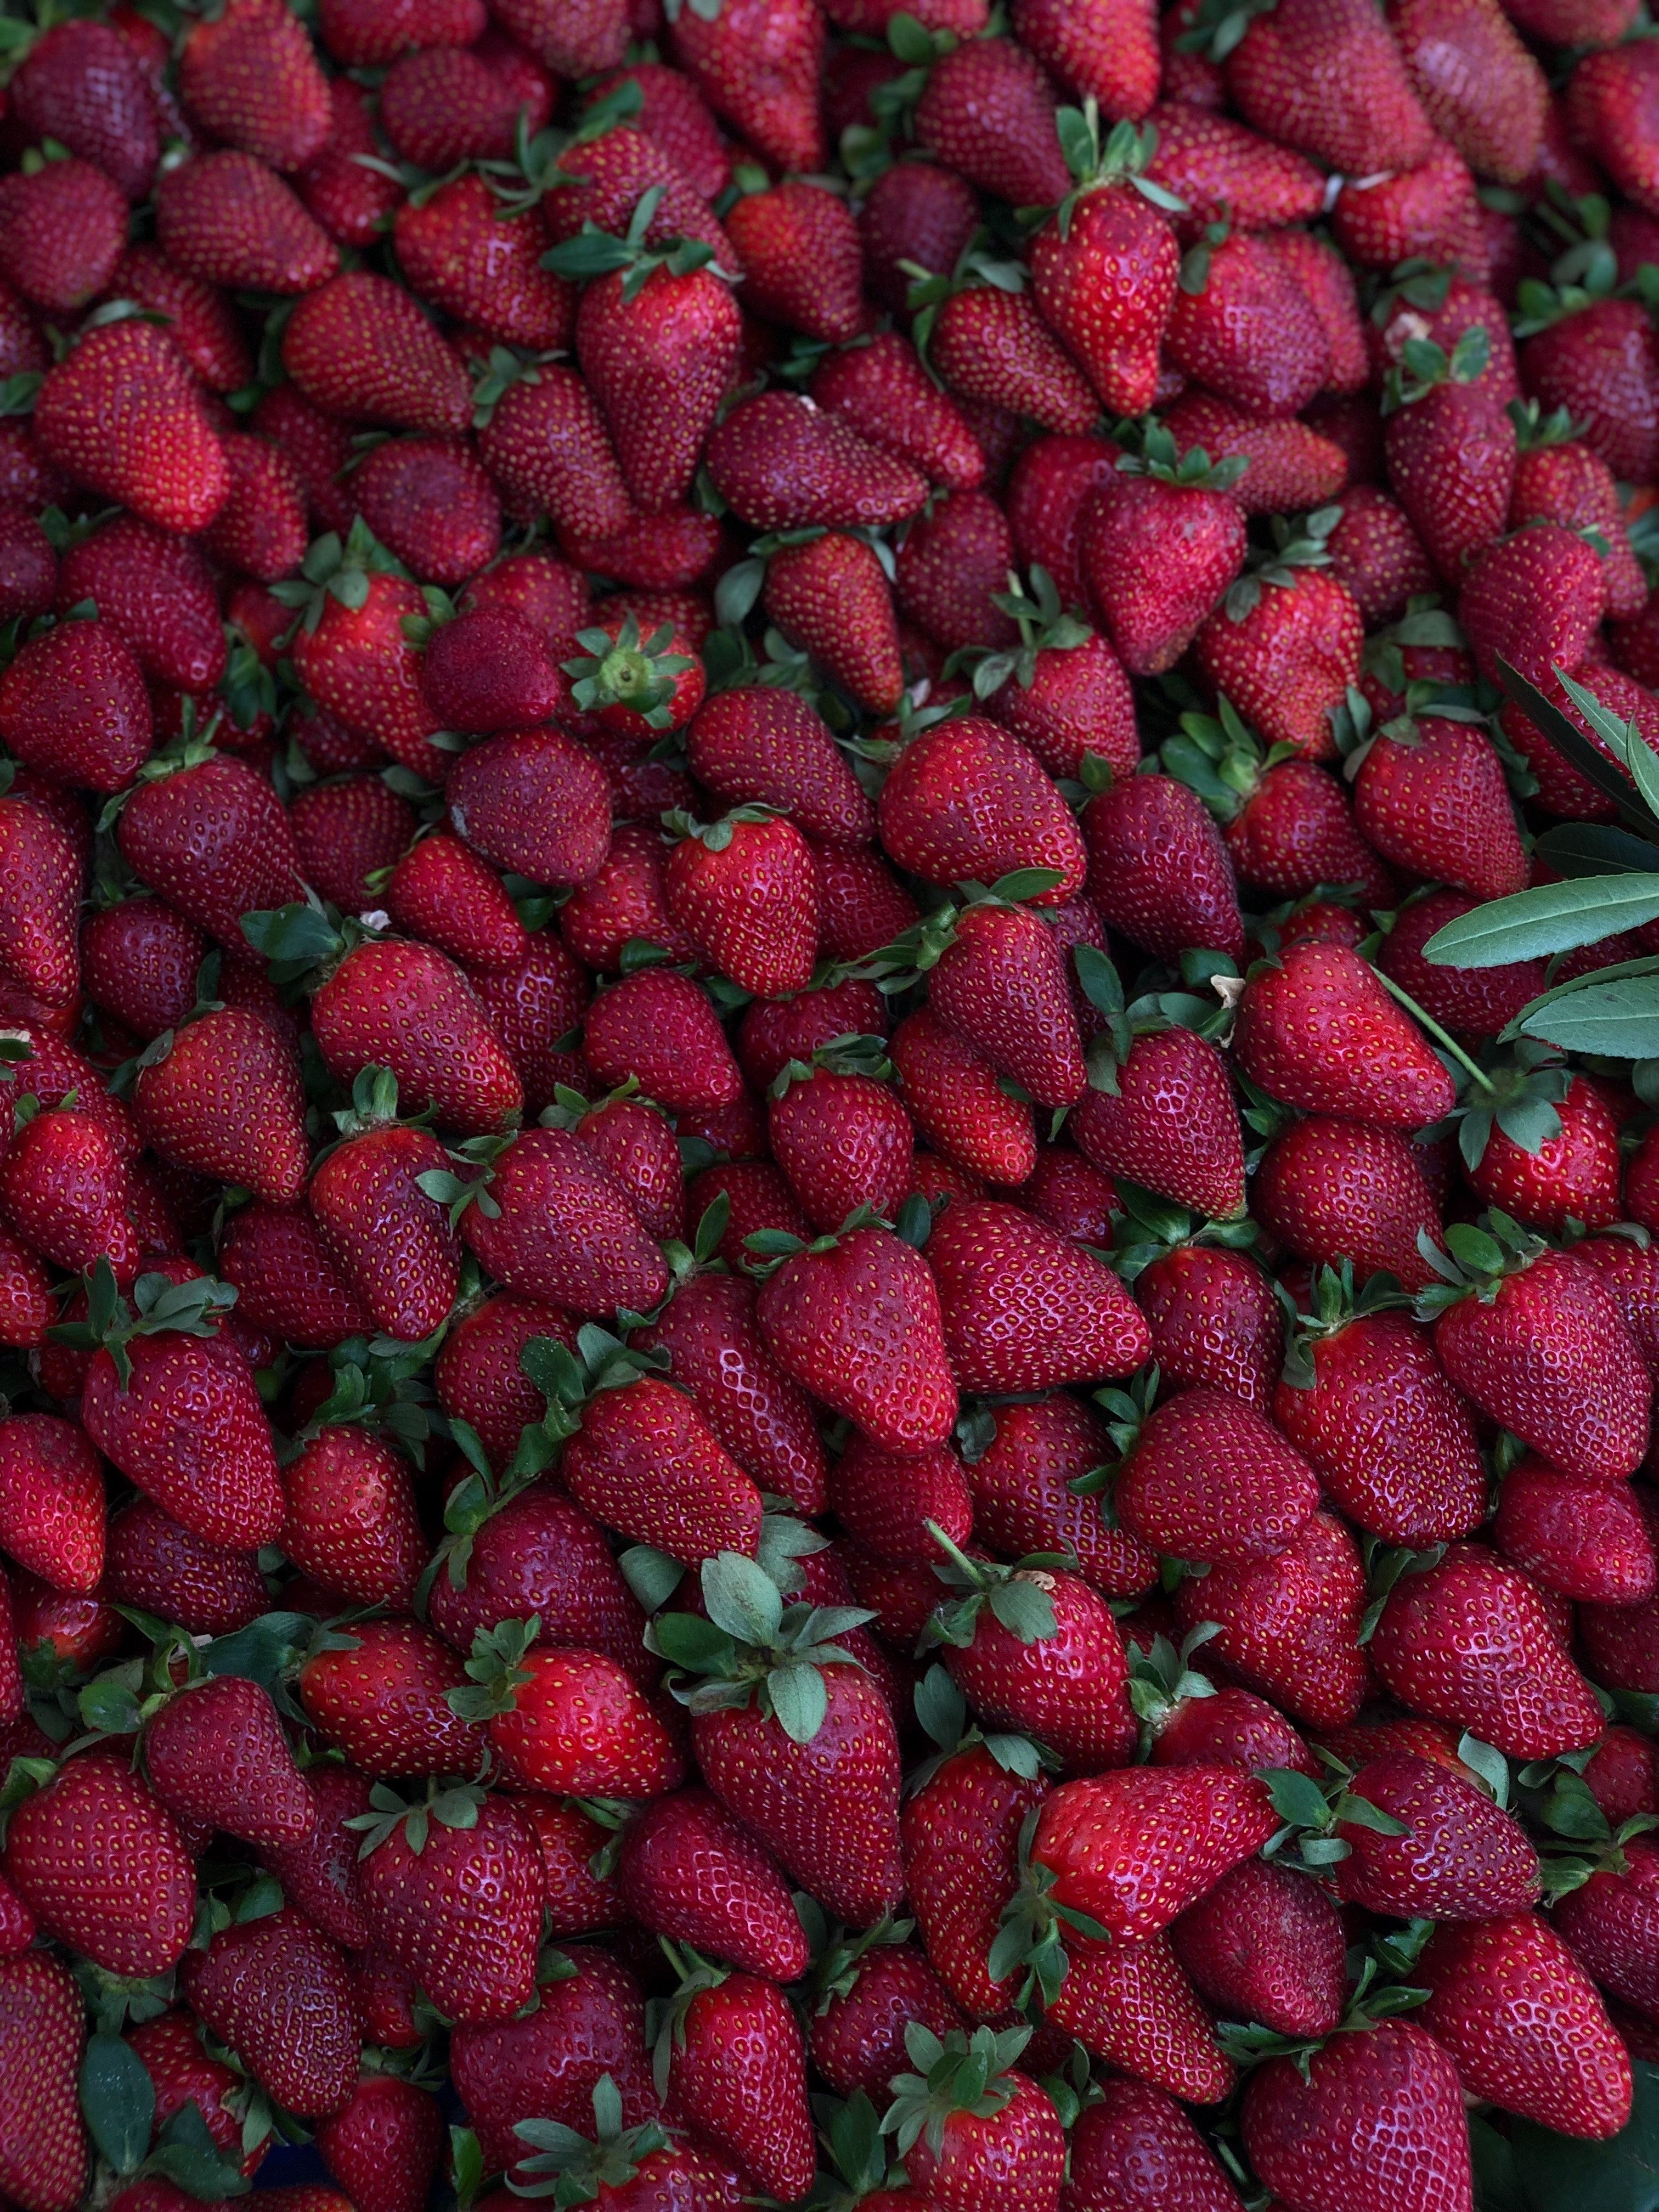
[904,233,1034,357]
[267,517,413,646]
[1412,1207,1550,1316]
[1176,0,1281,63]
[504,1321,674,1474]
[1380,322,1492,414]
[744,1193,935,1274]
[1122,1623,1223,1752]
[1108,1183,1260,1283]
[1513,1747,1659,1897]
[475,78,642,212]
[239,887,388,992]
[445,1615,541,1723]
[542,183,737,300]
[347,1778,493,1859]
[990,1812,1109,2006]
[510,2070,675,2204]
[1160,691,1289,822]
[946,562,1093,704]
[812,2089,915,2212]
[769,1031,894,1101]
[806,1913,916,2010]
[413,1130,514,1231]
[1114,414,1249,494]
[922,1522,1064,1650]
[1048,100,1187,236]
[648,1548,876,1745]
[1278,1261,1413,1389]
[881,2022,1034,2160]
[1508,396,1587,452]
[846,868,1071,992]
[49,1256,236,1391]
[1088,1364,1162,1466]
[1220,506,1341,624]
[1430,1037,1573,1174]
[1075,940,1234,1099]
[1254,1758,1409,1878]
[1512,188,1624,337]
[566,615,697,731]
[910,1660,1049,1793]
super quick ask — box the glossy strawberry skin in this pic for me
[926,1198,1152,1393]
[1170,1855,1347,2039]
[1242,2021,1472,2212]
[1173,1508,1369,1731]
[359,1797,543,2027]
[182,1904,361,2118]
[4,1752,195,1980]
[1032,1765,1279,1940]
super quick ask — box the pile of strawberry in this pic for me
[7,0,1659,2208]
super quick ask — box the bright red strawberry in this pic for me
[0,154,126,317]
[283,1427,426,1611]
[1081,771,1245,964]
[281,271,472,432]
[0,1953,85,2212]
[1242,2022,1472,2212]
[1333,1748,1541,1919]
[309,1119,461,1343]
[4,1751,194,1977]
[1113,1384,1319,1566]
[656,1960,815,2200]
[1014,0,1157,118]
[617,1787,808,1980]
[1233,940,1456,1128]
[558,1369,763,1567]
[668,0,825,174]
[1253,1118,1443,1291]
[33,320,229,533]
[768,1052,913,1234]
[1369,1542,1606,1757]
[178,0,331,171]
[583,969,742,1113]
[144,1672,314,1850]
[664,811,819,998]
[154,150,338,295]
[444,725,610,889]
[1384,351,1516,588]
[1554,1835,1659,2023]
[878,717,1085,904]
[298,1616,488,1779]
[1032,1764,1277,1939]
[1194,563,1361,764]
[103,1497,267,1638]
[455,1126,668,1318]
[926,1198,1150,1392]
[687,687,876,848]
[1071,1022,1244,1220]
[1173,1508,1368,1730]
[708,391,929,535]
[119,750,303,948]
[0,615,150,793]
[1170,1855,1346,2040]
[884,2025,1065,2212]
[761,532,906,719]
[1080,455,1248,678]
[133,1007,308,1205]
[315,2074,443,2212]
[915,36,1069,207]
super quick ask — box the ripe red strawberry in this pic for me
[862,160,980,314]
[476,365,634,545]
[348,436,500,588]
[1419,1912,1630,2140]
[1080,458,1248,679]
[385,834,528,974]
[0,1414,102,1595]
[283,1427,426,1610]
[104,1496,266,1637]
[663,812,819,998]
[1349,710,1528,902]
[1124,1236,1279,1408]
[1173,1508,1368,1729]
[179,0,331,170]
[708,392,929,534]
[1369,1542,1606,1758]
[315,2073,443,2212]
[133,1007,308,1206]
[1071,1020,1245,1219]
[1014,0,1157,118]
[119,751,303,947]
[5,154,125,329]
[1169,1855,1346,2040]
[884,2025,1065,2212]
[1327,486,1437,623]
[379,42,549,170]
[1554,1834,1659,2022]
[0,1104,140,1288]
[617,1787,808,1980]
[922,899,1086,1109]
[810,329,985,491]
[724,179,862,344]
[810,1939,964,2097]
[1142,104,1322,237]
[11,18,160,199]
[1384,355,1516,589]
[559,1369,764,1567]
[183,1904,360,2117]
[1222,0,1432,171]
[1233,940,1456,1128]
[33,320,229,533]
[769,1053,913,1233]
[895,485,1020,653]
[1081,771,1245,964]
[431,1292,569,1471]
[444,725,610,889]
[281,271,471,432]
[352,1787,542,2027]
[1254,1117,1443,1291]
[1274,1293,1486,1547]
[1427,1232,1649,1481]
[144,1673,314,1849]
[668,0,825,174]
[878,717,1086,905]
[1460,1067,1623,1238]
[1521,297,1659,487]
[4,1751,194,1977]
[455,1125,669,1317]
[935,1550,1136,1773]
[685,688,874,848]
[1113,1384,1319,1565]
[655,1960,815,2200]
[928,275,1105,438]
[127,2007,253,2165]
[1032,1764,1277,1939]
[896,1002,1040,1182]
[916,36,1069,207]
[1242,2022,1472,2212]
[927,1198,1150,1392]
[1195,567,1362,768]
[1333,1748,1541,1920]
[155,150,338,295]
[393,177,572,353]
[0,1953,85,2212]
[309,1118,461,1342]
[261,1766,374,1951]
[299,1616,488,1779]
[583,969,742,1113]
[662,1556,906,1928]
[1497,1457,1657,1604]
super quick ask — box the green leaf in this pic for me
[199,1611,314,1689]
[80,2034,155,2175]
[149,2100,250,2201]
[701,1551,783,1647]
[1260,1766,1330,1830]
[1535,822,1659,878]
[1422,875,1659,967]
[619,1545,685,1613]
[1520,971,1659,1058]
[986,1580,1058,1644]
[767,1662,828,1744]
[1457,1733,1510,1809]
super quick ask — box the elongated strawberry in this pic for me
[1333,1747,1540,1919]
[4,1750,194,1979]
[1080,438,1248,677]
[1170,1855,1346,2041]
[454,1126,668,1319]
[709,391,929,534]
[1112,1382,1319,1566]
[655,1957,815,2200]
[1173,1508,1369,1730]
[1254,1116,1443,1291]
[617,1787,807,1980]
[300,1616,488,1780]
[145,1672,314,1850]
[878,717,1086,904]
[119,749,303,949]
[663,811,819,998]
[183,1904,360,2117]
[33,320,229,533]
[0,1953,85,2212]
[926,1198,1150,1392]
[134,1006,309,1206]
[1032,1764,1277,1939]
[1081,771,1245,964]
[1234,940,1456,1128]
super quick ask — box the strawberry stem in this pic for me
[1368,967,1497,1094]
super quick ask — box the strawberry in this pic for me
[1459,521,1607,692]
[918,897,1087,1109]
[33,319,229,533]
[1080,447,1248,678]
[425,1486,648,1682]
[127,2007,252,2164]
[119,749,303,947]
[0,1954,85,2212]
[1111,1383,1319,1565]
[1173,1508,1368,1729]
[819,845,924,966]
[687,687,876,848]
[915,36,1069,208]
[521,1796,624,1938]
[386,835,531,974]
[1389,0,1545,183]
[1274,1282,1486,1547]
[1498,1458,1657,1604]
[133,1007,309,1206]
[178,0,331,171]
[1233,940,1457,1129]
[1221,0,1432,172]
[104,1497,267,1637]
[476,365,634,545]
[350,436,501,588]
[810,1940,965,2097]
[923,269,1105,439]
[431,1293,570,1471]
[926,1198,1150,1392]
[10,18,160,200]
[1037,1925,1234,2103]
[351,1786,542,2025]
[1254,1117,1443,1291]
[1013,0,1157,120]
[453,1125,669,1317]
[144,1672,314,1849]
[830,1430,970,1564]
[394,178,572,353]
[658,1553,905,1927]
[1194,561,1361,769]
[545,219,740,520]
[1327,488,1437,625]
[72,1267,285,1550]
[291,775,415,912]
[0,155,127,318]
[663,811,819,998]
[205,431,308,582]
[1128,1234,1282,1408]
[555,1361,764,1567]
[448,1947,658,2166]
[617,1786,808,1979]
[421,609,566,738]
[708,392,929,534]
[444,724,610,889]
[281,272,472,432]
[810,329,985,490]
[4,1751,194,1977]
[183,1904,360,2117]
[262,1766,374,1950]
[0,1414,102,1595]
[1081,771,1245,964]
[760,532,906,719]
[1169,1855,1346,2039]
[1332,137,1487,276]
[0,1104,140,1287]
[299,1616,489,1779]
[309,1119,462,1342]
[878,718,1086,905]
[0,795,77,1009]
[1553,1836,1659,2023]
[1383,339,1516,588]
[1071,1011,1245,1220]
[1424,1224,1650,1481]
[1348,710,1527,904]
[155,150,338,295]
[1520,299,1659,487]
[283,1426,427,1610]
[588,61,728,198]
[725,180,862,344]
[769,1050,915,1234]
[654,1959,816,2200]
[1457,1065,1622,1238]
[862,160,981,315]
[316,2075,443,2212]
[1332,1748,1540,1918]
[1166,393,1348,518]
[1031,1764,1277,1938]
[1167,704,1390,905]
[1368,1542,1606,1758]
[583,970,742,1113]
[1242,2022,1472,2212]
[931,1547,1135,1773]
[1143,105,1322,235]
[883,2025,1065,2212]
[1419,1912,1630,2140]
[668,0,825,174]
[380,44,549,171]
